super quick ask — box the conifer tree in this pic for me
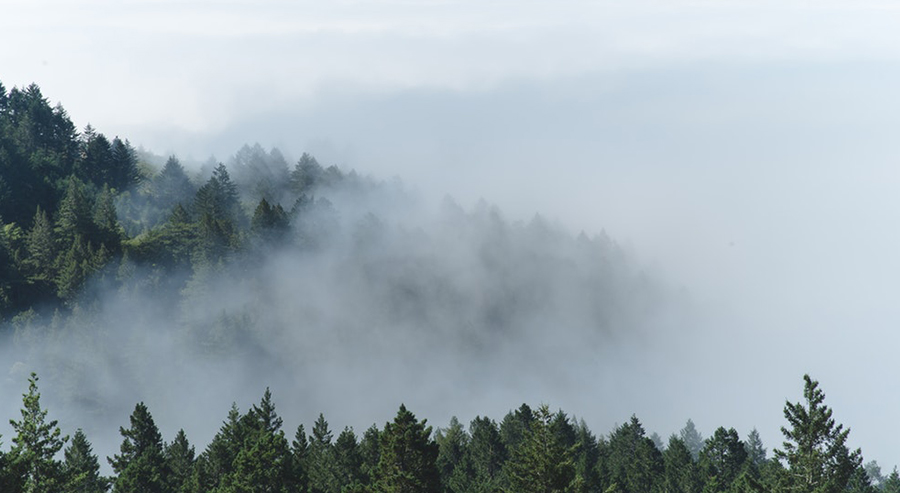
[466,416,506,493]
[679,419,704,461]
[9,372,68,493]
[375,404,441,493]
[699,427,747,492]
[334,427,364,491]
[663,435,700,493]
[108,402,170,493]
[504,405,577,493]
[164,430,194,493]
[774,374,861,493]
[309,413,339,493]
[62,429,109,493]
[435,417,470,493]
[605,415,663,493]
[883,468,900,493]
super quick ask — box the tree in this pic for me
[663,435,700,493]
[883,468,900,493]
[504,404,577,493]
[8,372,68,493]
[773,374,861,493]
[62,429,109,493]
[375,404,441,493]
[604,416,664,493]
[108,402,170,493]
[698,427,746,492]
[108,137,140,191]
[164,430,194,493]
[334,427,365,491]
[679,419,704,461]
[466,416,506,493]
[845,464,877,493]
[435,417,470,493]
[308,413,339,493]
[744,429,766,471]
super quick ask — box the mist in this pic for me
[5,0,900,476]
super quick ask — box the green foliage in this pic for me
[465,416,506,493]
[504,405,577,493]
[109,402,170,493]
[603,416,663,493]
[699,427,747,492]
[8,372,68,493]
[663,435,700,493]
[164,430,194,493]
[63,429,109,493]
[375,404,441,493]
[773,374,861,493]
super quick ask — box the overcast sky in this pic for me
[6,0,900,469]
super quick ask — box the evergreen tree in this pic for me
[435,417,470,493]
[359,425,381,486]
[194,404,246,491]
[375,404,441,493]
[309,413,339,493]
[55,175,94,244]
[291,424,311,492]
[679,419,704,461]
[164,430,194,493]
[773,374,861,493]
[883,468,900,493]
[466,416,506,493]
[8,372,68,493]
[108,137,140,191]
[698,427,747,492]
[334,427,365,491]
[290,153,323,195]
[572,420,601,492]
[605,416,663,493]
[744,428,766,470]
[62,429,109,493]
[663,435,700,493]
[108,402,170,493]
[25,206,57,283]
[224,389,297,493]
[845,464,877,493]
[504,405,577,493]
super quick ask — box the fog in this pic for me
[5,0,900,472]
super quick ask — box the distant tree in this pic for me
[863,460,883,488]
[107,137,140,190]
[62,429,109,493]
[773,374,861,493]
[93,185,123,251]
[744,428,766,471]
[8,372,68,493]
[25,206,57,282]
[289,152,323,195]
[679,419,704,461]
[250,198,289,244]
[291,424,311,492]
[152,157,195,216]
[375,404,441,493]
[358,425,381,486]
[572,420,601,492]
[108,402,170,493]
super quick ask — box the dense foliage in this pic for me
[0,372,883,492]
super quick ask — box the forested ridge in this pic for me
[0,82,889,491]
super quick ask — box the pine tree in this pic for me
[108,402,170,493]
[744,429,766,470]
[309,413,339,493]
[845,464,877,493]
[62,429,109,493]
[164,430,194,493]
[699,427,747,492]
[334,427,364,491]
[679,419,704,461]
[8,372,68,493]
[435,417,470,493]
[25,206,57,282]
[663,435,700,493]
[108,137,140,191]
[773,374,861,493]
[466,416,506,493]
[291,424,311,492]
[883,468,900,493]
[504,405,577,493]
[375,404,441,493]
[605,416,664,493]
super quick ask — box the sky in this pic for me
[5,0,900,470]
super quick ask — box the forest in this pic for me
[0,82,893,492]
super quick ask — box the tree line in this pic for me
[0,372,890,492]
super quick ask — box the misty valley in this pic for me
[0,82,891,492]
